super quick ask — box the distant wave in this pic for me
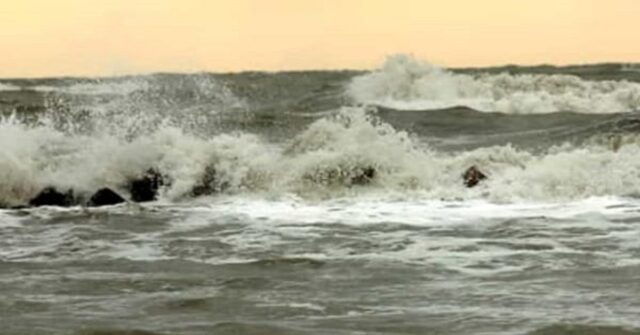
[0,82,21,91]
[31,79,149,95]
[349,55,640,114]
[622,64,640,73]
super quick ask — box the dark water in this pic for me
[2,58,640,334]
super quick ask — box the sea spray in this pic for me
[4,102,640,205]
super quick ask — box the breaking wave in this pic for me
[349,55,640,114]
[2,102,640,207]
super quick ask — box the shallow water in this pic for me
[2,196,640,335]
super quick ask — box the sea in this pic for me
[1,55,640,335]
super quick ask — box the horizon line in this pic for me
[2,60,639,81]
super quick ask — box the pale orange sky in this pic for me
[0,0,639,77]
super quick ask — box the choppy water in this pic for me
[1,55,640,334]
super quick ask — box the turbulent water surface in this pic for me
[2,55,640,335]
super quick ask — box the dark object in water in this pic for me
[463,166,487,188]
[302,165,377,186]
[609,134,623,152]
[350,166,376,185]
[87,188,126,207]
[81,329,167,335]
[29,187,76,207]
[191,165,219,197]
[128,169,164,202]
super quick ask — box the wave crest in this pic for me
[349,54,640,114]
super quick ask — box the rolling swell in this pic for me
[374,106,635,150]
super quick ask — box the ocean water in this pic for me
[1,55,640,335]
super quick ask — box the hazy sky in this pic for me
[1,0,639,77]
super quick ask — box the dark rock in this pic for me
[127,169,165,202]
[191,165,219,197]
[463,166,487,188]
[350,166,376,185]
[29,187,76,207]
[87,188,126,207]
[609,134,623,152]
[190,165,230,197]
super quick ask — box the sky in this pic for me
[0,0,639,77]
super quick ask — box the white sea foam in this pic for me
[5,193,638,267]
[140,194,640,272]
[182,195,638,227]
[349,55,640,114]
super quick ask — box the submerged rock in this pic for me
[304,165,377,187]
[609,134,623,152]
[87,188,126,207]
[29,187,76,207]
[350,166,376,185]
[463,166,487,188]
[127,169,165,202]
